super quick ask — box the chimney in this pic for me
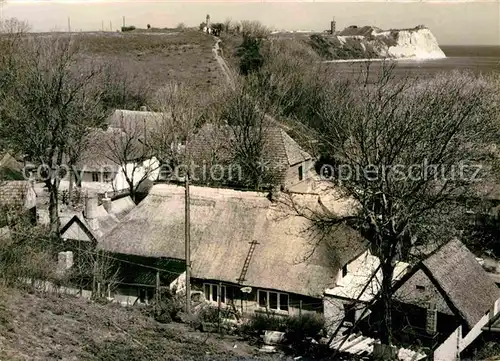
[425,302,437,334]
[102,193,112,213]
[84,193,99,230]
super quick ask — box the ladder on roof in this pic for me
[237,240,259,284]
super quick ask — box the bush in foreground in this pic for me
[241,312,325,344]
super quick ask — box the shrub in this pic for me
[241,312,288,336]
[239,312,325,345]
[0,208,56,287]
[240,20,270,39]
[285,313,325,344]
[121,25,136,32]
[144,287,182,323]
[187,305,239,335]
[236,35,264,75]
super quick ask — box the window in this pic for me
[204,283,226,304]
[342,264,348,277]
[91,172,100,182]
[258,290,289,312]
[416,285,426,291]
[298,165,304,181]
[344,303,356,324]
[103,172,111,182]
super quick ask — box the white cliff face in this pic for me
[325,27,446,61]
[377,28,446,60]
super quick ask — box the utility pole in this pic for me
[101,20,104,32]
[185,171,191,315]
[122,15,125,28]
[67,16,71,33]
[109,20,112,32]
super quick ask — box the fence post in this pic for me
[218,282,222,334]
[155,271,160,315]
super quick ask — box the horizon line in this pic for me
[5,0,499,3]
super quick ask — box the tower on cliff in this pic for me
[206,14,211,30]
[330,17,336,35]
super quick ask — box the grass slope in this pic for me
[0,287,284,361]
[74,30,223,94]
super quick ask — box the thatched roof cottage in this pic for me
[188,123,316,192]
[364,238,500,360]
[100,183,366,314]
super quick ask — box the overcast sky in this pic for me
[2,0,499,45]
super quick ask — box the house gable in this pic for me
[393,268,454,317]
[60,215,97,244]
[391,239,500,331]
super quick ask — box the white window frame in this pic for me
[203,283,226,304]
[91,172,100,182]
[257,290,289,312]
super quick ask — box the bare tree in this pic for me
[147,82,206,176]
[100,125,160,203]
[286,65,499,350]
[240,20,271,39]
[221,84,276,189]
[0,35,108,233]
[0,205,56,286]
[185,81,284,189]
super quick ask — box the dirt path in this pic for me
[212,39,235,90]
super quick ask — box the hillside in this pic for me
[0,287,288,361]
[71,30,222,98]
[273,25,445,61]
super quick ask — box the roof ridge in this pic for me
[277,128,290,165]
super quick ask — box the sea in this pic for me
[328,46,500,80]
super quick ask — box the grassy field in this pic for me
[0,287,290,361]
[73,29,223,97]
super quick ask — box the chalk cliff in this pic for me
[309,25,446,60]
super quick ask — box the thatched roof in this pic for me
[0,181,36,209]
[189,123,312,168]
[394,238,500,329]
[423,239,500,327]
[74,127,149,172]
[107,109,165,136]
[100,184,365,297]
[0,153,24,180]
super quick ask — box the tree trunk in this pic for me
[379,260,395,348]
[48,181,60,234]
[130,187,136,204]
[68,170,74,208]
